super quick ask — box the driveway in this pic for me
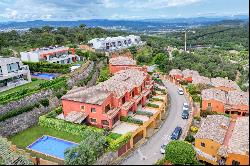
[120,80,189,165]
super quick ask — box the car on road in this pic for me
[160,142,168,154]
[178,88,184,95]
[182,110,189,119]
[171,127,182,140]
[183,102,189,111]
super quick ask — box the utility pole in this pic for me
[184,31,187,52]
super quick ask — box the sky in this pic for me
[0,0,249,21]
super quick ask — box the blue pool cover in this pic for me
[27,136,78,160]
[32,73,56,80]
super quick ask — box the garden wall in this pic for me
[0,97,60,137]
[67,61,94,88]
[0,89,53,116]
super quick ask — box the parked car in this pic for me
[183,102,189,111]
[178,88,184,95]
[160,142,168,154]
[182,110,189,119]
[171,127,182,140]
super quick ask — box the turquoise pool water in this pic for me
[27,136,78,160]
[32,73,57,80]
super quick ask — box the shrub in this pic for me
[165,141,199,165]
[194,116,201,121]
[39,98,50,107]
[108,133,132,152]
[39,115,103,137]
[152,98,164,102]
[120,116,143,125]
[185,134,195,143]
[0,103,40,122]
[55,107,63,114]
[98,65,111,83]
[107,133,122,140]
[147,103,160,108]
[136,111,154,117]
[190,126,199,133]
[155,158,167,165]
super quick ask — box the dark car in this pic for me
[171,127,182,140]
[182,110,189,119]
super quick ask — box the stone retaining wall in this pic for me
[0,97,60,137]
[0,89,53,116]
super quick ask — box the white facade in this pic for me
[88,35,145,51]
[0,57,31,92]
[20,46,80,64]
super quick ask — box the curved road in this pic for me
[120,80,189,165]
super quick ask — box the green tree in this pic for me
[64,131,106,165]
[165,141,199,165]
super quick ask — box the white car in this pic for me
[183,102,189,111]
[178,88,184,95]
[160,142,168,154]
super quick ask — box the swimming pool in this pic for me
[32,73,57,80]
[27,136,78,160]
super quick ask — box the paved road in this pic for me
[120,80,189,165]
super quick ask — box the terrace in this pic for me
[111,122,140,135]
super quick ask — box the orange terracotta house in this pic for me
[201,88,227,113]
[109,56,137,74]
[182,69,200,83]
[195,115,249,165]
[211,77,241,92]
[169,69,183,81]
[201,88,249,117]
[61,69,154,129]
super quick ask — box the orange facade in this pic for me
[202,99,225,113]
[62,76,153,129]
[226,153,249,165]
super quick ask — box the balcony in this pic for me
[141,89,151,97]
[122,101,134,111]
[105,107,121,119]
[132,95,143,103]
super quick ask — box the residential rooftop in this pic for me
[0,57,22,65]
[192,75,212,85]
[169,69,183,76]
[182,69,200,78]
[201,88,227,104]
[62,69,148,105]
[109,56,136,66]
[195,115,230,144]
[227,90,249,106]
[21,45,69,54]
[227,117,249,155]
[211,77,240,90]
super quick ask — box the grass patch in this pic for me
[0,79,46,97]
[9,125,84,149]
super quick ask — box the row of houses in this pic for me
[195,115,249,165]
[88,35,145,52]
[169,69,249,117]
[20,46,80,64]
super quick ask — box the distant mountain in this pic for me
[0,15,248,32]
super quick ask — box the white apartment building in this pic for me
[20,46,80,64]
[88,35,145,51]
[0,57,31,92]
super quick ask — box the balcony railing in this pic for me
[105,107,121,119]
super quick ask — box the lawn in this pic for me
[0,79,46,97]
[9,125,84,149]
[9,125,84,163]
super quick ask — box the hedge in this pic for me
[23,62,71,74]
[108,133,132,152]
[146,103,160,108]
[120,116,143,125]
[39,114,104,137]
[152,98,164,102]
[0,103,40,122]
[136,111,154,117]
[39,98,50,107]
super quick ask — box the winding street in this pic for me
[120,79,189,165]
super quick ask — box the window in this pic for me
[232,160,240,165]
[102,120,109,126]
[90,118,97,123]
[81,106,85,111]
[122,96,126,104]
[91,108,96,113]
[208,103,211,107]
[238,112,241,115]
[201,142,205,147]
